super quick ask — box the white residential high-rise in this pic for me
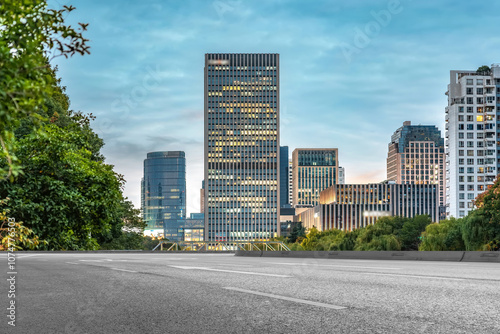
[445,64,500,218]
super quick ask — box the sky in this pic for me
[51,0,500,215]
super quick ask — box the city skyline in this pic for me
[52,0,500,214]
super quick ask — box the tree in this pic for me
[354,216,405,251]
[398,215,432,250]
[476,65,491,75]
[0,83,125,250]
[465,175,500,250]
[0,199,46,250]
[0,0,89,179]
[419,218,465,251]
[300,226,321,250]
[287,221,306,243]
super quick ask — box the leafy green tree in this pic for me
[462,175,500,250]
[1,199,47,250]
[353,216,405,251]
[476,65,491,75]
[300,226,321,250]
[398,215,432,250]
[419,218,465,251]
[0,0,89,179]
[0,82,126,250]
[287,221,306,243]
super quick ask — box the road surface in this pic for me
[1,252,499,333]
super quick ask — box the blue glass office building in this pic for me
[141,151,186,239]
[204,53,280,241]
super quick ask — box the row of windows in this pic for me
[465,78,497,85]
[459,175,495,182]
[457,158,496,165]
[458,106,495,113]
[457,123,495,130]
[458,132,495,139]
[458,202,475,208]
[457,184,487,191]
[458,150,495,156]
[466,87,494,95]
[458,115,495,122]
[463,96,496,104]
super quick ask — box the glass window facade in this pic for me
[141,151,186,240]
[292,149,338,207]
[204,53,279,241]
[387,122,445,213]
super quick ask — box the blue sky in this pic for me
[51,0,500,214]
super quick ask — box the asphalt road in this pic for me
[1,252,499,334]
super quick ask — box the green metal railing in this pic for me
[152,241,290,252]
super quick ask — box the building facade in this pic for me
[141,151,186,239]
[298,183,439,232]
[338,166,345,184]
[292,148,338,208]
[280,146,290,208]
[204,53,280,241]
[445,64,500,218]
[387,121,445,208]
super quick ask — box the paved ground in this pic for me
[1,252,499,333]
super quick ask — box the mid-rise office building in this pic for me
[280,146,289,208]
[204,53,280,241]
[142,151,186,239]
[292,148,338,207]
[298,183,439,232]
[445,64,500,218]
[387,121,445,208]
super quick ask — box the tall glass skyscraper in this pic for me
[204,53,280,241]
[141,151,186,239]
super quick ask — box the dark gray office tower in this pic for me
[204,53,280,241]
[142,151,186,239]
[280,146,289,208]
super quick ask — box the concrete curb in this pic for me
[234,250,500,263]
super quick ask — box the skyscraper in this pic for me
[445,64,500,218]
[141,151,186,239]
[292,148,338,207]
[280,146,289,208]
[387,121,445,208]
[204,53,279,241]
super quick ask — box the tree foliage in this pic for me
[289,215,433,251]
[0,199,46,250]
[0,0,90,179]
[287,221,306,243]
[419,218,465,251]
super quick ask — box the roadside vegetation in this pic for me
[285,177,500,252]
[0,1,151,250]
